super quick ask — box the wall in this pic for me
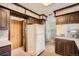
[0,30,8,40]
[56,24,68,37]
[56,23,79,38]
[46,13,56,41]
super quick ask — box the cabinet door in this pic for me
[56,16,67,24]
[0,8,9,30]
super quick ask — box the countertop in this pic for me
[56,37,79,49]
[0,39,11,47]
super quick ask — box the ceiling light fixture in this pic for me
[42,3,52,6]
[43,3,52,6]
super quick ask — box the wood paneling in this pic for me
[10,20,23,49]
[55,38,79,56]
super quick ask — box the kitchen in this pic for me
[0,3,79,56]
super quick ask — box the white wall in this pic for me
[56,23,79,38]
[46,13,56,41]
[56,24,68,37]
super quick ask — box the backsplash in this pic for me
[0,30,8,40]
[56,23,79,39]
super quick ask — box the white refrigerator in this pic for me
[26,24,45,56]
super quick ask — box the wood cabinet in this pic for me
[69,12,79,23]
[56,16,67,24]
[0,45,11,56]
[0,8,10,30]
[55,38,79,56]
[56,12,79,25]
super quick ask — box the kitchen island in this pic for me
[55,37,79,56]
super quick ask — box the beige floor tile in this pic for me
[11,39,61,56]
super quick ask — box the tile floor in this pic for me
[11,39,60,56]
[40,39,60,56]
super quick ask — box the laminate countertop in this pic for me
[0,39,11,47]
[56,37,79,49]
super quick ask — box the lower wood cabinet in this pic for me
[55,38,79,56]
[0,45,11,56]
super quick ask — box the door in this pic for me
[10,20,23,49]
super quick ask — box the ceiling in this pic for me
[19,3,76,16]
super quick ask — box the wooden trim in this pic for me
[54,3,79,12]
[10,10,28,19]
[23,20,27,51]
[8,9,10,41]
[40,14,47,18]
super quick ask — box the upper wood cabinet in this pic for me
[56,16,68,24]
[69,12,79,23]
[0,8,10,30]
[56,12,79,25]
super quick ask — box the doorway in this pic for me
[10,19,23,49]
